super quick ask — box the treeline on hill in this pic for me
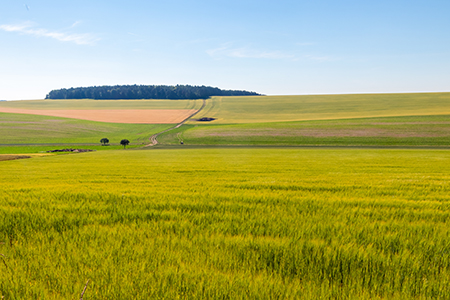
[45,85,261,100]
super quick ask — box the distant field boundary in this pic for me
[149,144,450,150]
[0,107,197,124]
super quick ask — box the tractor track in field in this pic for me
[145,99,206,147]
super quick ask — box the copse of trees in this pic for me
[45,85,261,100]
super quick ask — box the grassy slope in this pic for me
[3,93,450,150]
[160,114,450,146]
[1,148,450,299]
[0,112,171,153]
[159,93,450,146]
[0,99,203,153]
[0,99,202,110]
[191,93,450,124]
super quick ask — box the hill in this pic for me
[2,92,450,152]
[190,93,450,124]
[45,85,261,100]
[0,98,201,153]
[159,92,450,146]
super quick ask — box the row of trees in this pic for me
[46,85,261,100]
[101,138,129,149]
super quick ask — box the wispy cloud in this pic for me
[206,43,336,63]
[207,43,296,60]
[0,22,97,45]
[70,21,82,28]
[304,54,334,62]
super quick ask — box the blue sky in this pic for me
[1,0,449,100]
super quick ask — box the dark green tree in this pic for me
[100,138,109,146]
[120,139,130,149]
[45,85,261,100]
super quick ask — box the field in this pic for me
[190,93,450,124]
[0,112,172,154]
[1,93,450,299]
[2,93,450,152]
[0,108,198,124]
[0,99,202,110]
[160,114,450,146]
[0,98,203,125]
[0,98,204,153]
[155,93,450,147]
[1,148,450,299]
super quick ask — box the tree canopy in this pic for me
[45,85,261,100]
[120,139,130,149]
[100,138,109,145]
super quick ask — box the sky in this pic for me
[0,0,449,100]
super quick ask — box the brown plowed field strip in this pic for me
[0,107,197,124]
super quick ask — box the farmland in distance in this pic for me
[0,98,202,153]
[2,93,450,150]
[190,93,450,124]
[160,93,450,147]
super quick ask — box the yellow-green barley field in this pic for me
[1,148,450,299]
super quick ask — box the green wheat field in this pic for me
[1,93,450,299]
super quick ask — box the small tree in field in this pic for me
[100,138,109,146]
[120,139,130,149]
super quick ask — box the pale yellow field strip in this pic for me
[0,107,197,124]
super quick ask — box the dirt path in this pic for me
[146,99,206,146]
